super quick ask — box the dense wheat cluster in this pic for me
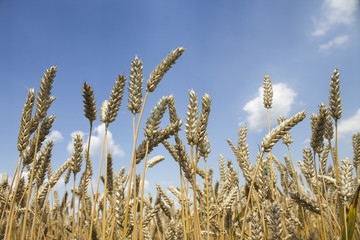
[1,48,359,240]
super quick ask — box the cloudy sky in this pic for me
[0,0,359,194]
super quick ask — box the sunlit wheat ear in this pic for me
[277,116,293,145]
[35,141,53,188]
[263,74,273,109]
[219,186,237,214]
[128,56,144,114]
[329,68,342,121]
[261,110,306,152]
[353,133,360,170]
[167,95,179,124]
[78,168,90,195]
[198,133,211,157]
[14,177,25,206]
[64,167,71,185]
[60,190,68,211]
[197,93,211,142]
[136,120,182,163]
[323,105,333,141]
[310,103,327,154]
[195,166,206,180]
[174,135,192,182]
[142,204,160,229]
[165,219,177,239]
[167,186,181,200]
[320,142,331,175]
[283,155,293,179]
[267,202,283,239]
[1,174,8,190]
[257,158,270,202]
[84,150,93,177]
[250,209,264,240]
[17,88,35,152]
[144,96,169,139]
[185,89,199,146]
[298,147,316,190]
[106,152,113,195]
[218,154,226,185]
[23,115,56,165]
[228,124,254,184]
[226,160,239,189]
[30,65,57,133]
[37,114,56,147]
[284,205,302,240]
[146,47,185,93]
[147,156,165,169]
[162,140,179,162]
[339,158,354,202]
[114,178,125,228]
[289,192,321,215]
[104,74,127,125]
[100,100,110,124]
[82,82,97,123]
[71,133,83,175]
[38,158,72,201]
[156,184,174,208]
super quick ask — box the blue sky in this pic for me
[0,0,359,194]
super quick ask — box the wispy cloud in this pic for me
[242,83,297,132]
[45,130,64,143]
[338,108,360,137]
[67,124,125,157]
[319,35,350,51]
[312,0,358,37]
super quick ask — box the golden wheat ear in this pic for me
[341,184,360,240]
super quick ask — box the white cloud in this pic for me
[312,0,358,36]
[338,108,360,137]
[144,180,149,190]
[21,171,29,182]
[89,124,125,157]
[67,124,125,158]
[319,35,350,51]
[243,83,297,132]
[45,130,64,143]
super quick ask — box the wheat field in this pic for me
[1,47,360,240]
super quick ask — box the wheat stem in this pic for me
[240,149,264,240]
[139,140,150,240]
[20,121,41,240]
[88,125,106,239]
[123,92,149,238]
